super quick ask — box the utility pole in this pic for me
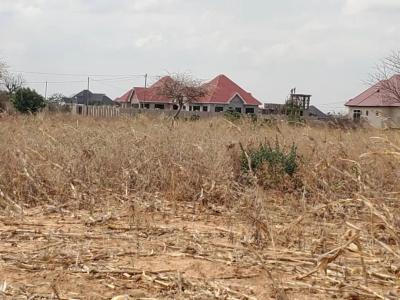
[144,73,148,104]
[86,76,90,115]
[44,81,48,101]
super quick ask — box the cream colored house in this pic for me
[115,74,262,114]
[345,75,400,128]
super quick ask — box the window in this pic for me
[366,110,369,116]
[173,105,179,110]
[183,106,187,110]
[203,106,208,112]
[235,107,242,113]
[154,104,165,110]
[245,107,255,114]
[193,106,201,111]
[141,103,150,109]
[215,106,224,112]
[353,110,361,121]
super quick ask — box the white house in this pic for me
[345,75,400,128]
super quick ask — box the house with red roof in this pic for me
[345,75,400,128]
[115,74,262,114]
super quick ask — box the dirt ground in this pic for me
[0,197,398,300]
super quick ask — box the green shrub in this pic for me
[248,113,258,123]
[190,114,200,121]
[12,88,45,113]
[240,139,299,183]
[224,109,241,121]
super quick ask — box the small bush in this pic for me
[190,114,200,121]
[248,113,258,123]
[0,91,11,112]
[12,88,45,113]
[240,139,299,187]
[224,110,241,121]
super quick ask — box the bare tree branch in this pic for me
[1,72,26,95]
[157,73,209,119]
[0,59,7,83]
[368,50,400,103]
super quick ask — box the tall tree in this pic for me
[369,50,400,103]
[158,73,208,119]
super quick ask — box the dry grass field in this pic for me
[0,114,400,299]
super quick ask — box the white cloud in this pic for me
[344,0,400,14]
[135,34,164,48]
[0,0,44,16]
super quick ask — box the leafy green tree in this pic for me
[11,88,46,113]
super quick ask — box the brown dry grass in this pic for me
[0,113,400,299]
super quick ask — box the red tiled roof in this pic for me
[200,74,262,106]
[115,74,262,106]
[114,89,134,103]
[345,75,400,107]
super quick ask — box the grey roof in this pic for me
[67,90,114,105]
[308,105,327,118]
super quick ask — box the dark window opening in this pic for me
[366,110,369,116]
[183,106,187,110]
[140,103,150,109]
[77,106,83,115]
[245,107,255,114]
[155,104,165,110]
[215,106,224,112]
[193,106,201,111]
[203,106,208,112]
[173,105,179,110]
[235,107,242,113]
[353,110,361,122]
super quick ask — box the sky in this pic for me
[1,0,399,113]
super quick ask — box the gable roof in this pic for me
[69,90,114,105]
[115,74,262,106]
[115,89,134,103]
[308,105,327,118]
[200,74,262,105]
[345,75,400,107]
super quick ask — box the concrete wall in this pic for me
[137,101,258,114]
[348,106,400,128]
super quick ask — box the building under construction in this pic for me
[262,89,327,119]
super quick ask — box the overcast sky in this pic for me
[1,0,399,112]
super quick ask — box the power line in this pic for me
[10,70,146,78]
[26,79,87,84]
[25,77,143,85]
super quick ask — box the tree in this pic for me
[0,59,6,82]
[47,93,67,103]
[0,59,12,112]
[11,88,45,113]
[369,50,400,103]
[158,73,208,119]
[0,91,10,112]
[2,72,25,95]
